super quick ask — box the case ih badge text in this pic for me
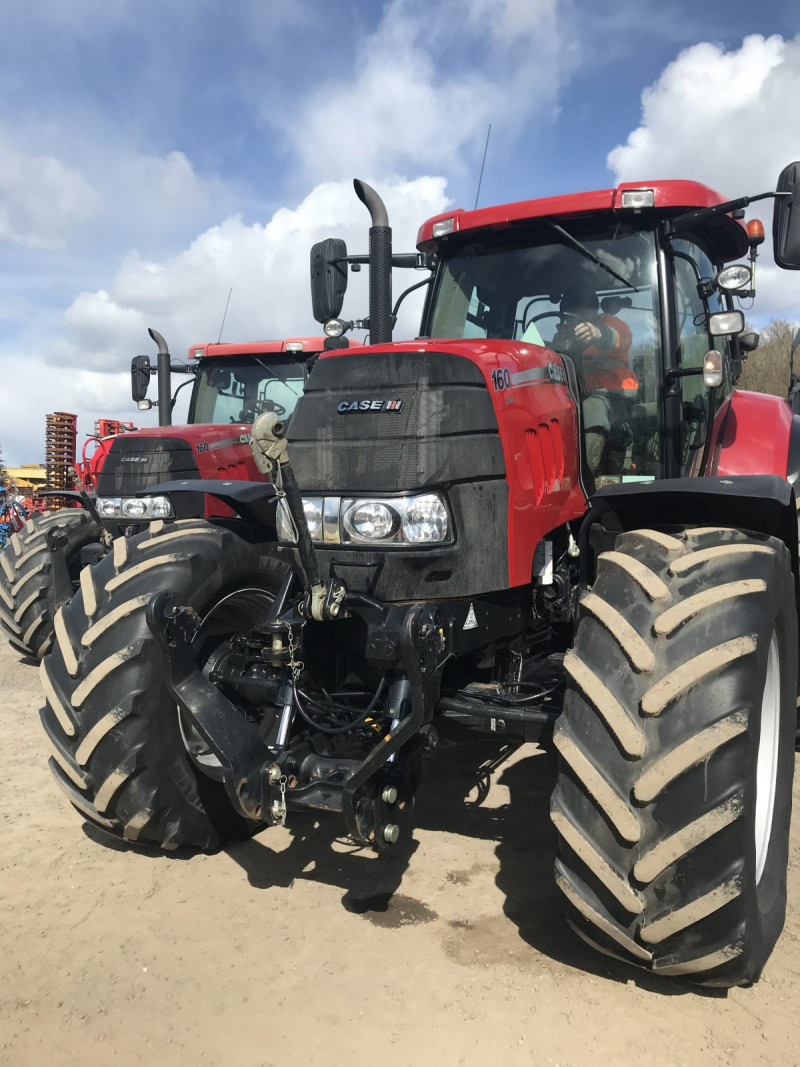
[337,399,405,413]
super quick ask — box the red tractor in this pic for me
[0,335,328,659]
[40,163,800,987]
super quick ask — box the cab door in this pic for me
[671,238,733,476]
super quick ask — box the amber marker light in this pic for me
[746,219,765,246]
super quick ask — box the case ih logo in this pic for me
[337,399,405,414]
[120,457,148,463]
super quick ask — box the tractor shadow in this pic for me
[222,732,721,997]
[415,735,721,997]
[225,812,422,921]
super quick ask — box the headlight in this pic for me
[276,500,296,542]
[302,498,323,539]
[276,498,322,544]
[143,496,174,519]
[716,264,751,291]
[276,492,451,546]
[122,498,148,519]
[402,493,449,543]
[96,497,120,518]
[95,496,174,520]
[343,501,398,541]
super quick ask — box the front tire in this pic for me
[552,526,796,986]
[0,509,101,659]
[39,519,289,850]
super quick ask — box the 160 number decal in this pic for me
[491,367,511,391]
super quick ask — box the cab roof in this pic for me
[187,337,358,360]
[417,180,749,261]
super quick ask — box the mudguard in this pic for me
[580,474,798,593]
[139,479,278,526]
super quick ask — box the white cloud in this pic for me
[0,137,100,250]
[56,175,449,367]
[608,35,795,194]
[1,176,450,463]
[0,357,140,471]
[278,0,574,183]
[607,34,800,319]
[0,115,237,261]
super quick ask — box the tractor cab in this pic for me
[190,347,306,426]
[416,182,758,486]
[132,335,331,429]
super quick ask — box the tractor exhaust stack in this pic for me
[354,180,392,345]
[148,328,173,427]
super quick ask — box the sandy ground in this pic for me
[3,638,800,1067]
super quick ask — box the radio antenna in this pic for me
[473,123,492,210]
[217,287,233,343]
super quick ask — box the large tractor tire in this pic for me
[0,509,102,660]
[552,526,797,987]
[39,519,290,851]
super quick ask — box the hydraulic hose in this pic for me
[281,461,321,589]
[293,677,387,735]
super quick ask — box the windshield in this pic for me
[192,357,306,425]
[426,221,662,480]
[426,222,658,353]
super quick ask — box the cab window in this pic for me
[672,239,730,475]
[193,359,306,425]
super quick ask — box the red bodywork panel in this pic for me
[716,390,793,477]
[113,423,260,518]
[318,340,587,588]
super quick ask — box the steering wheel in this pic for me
[232,399,288,423]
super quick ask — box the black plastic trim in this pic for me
[139,479,278,526]
[786,415,800,487]
[579,475,799,592]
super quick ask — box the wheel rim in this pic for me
[178,585,277,778]
[755,632,781,883]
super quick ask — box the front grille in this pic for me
[288,350,504,493]
[95,436,200,496]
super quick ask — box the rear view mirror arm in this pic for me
[664,191,789,239]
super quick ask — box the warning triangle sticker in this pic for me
[463,603,478,630]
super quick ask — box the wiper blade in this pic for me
[254,357,302,398]
[546,222,638,291]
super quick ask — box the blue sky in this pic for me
[1,0,799,463]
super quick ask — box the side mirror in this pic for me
[131,355,151,402]
[773,162,800,269]
[708,309,744,336]
[310,238,348,323]
[738,331,759,354]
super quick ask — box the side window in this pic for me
[673,240,730,475]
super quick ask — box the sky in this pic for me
[1,0,799,464]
